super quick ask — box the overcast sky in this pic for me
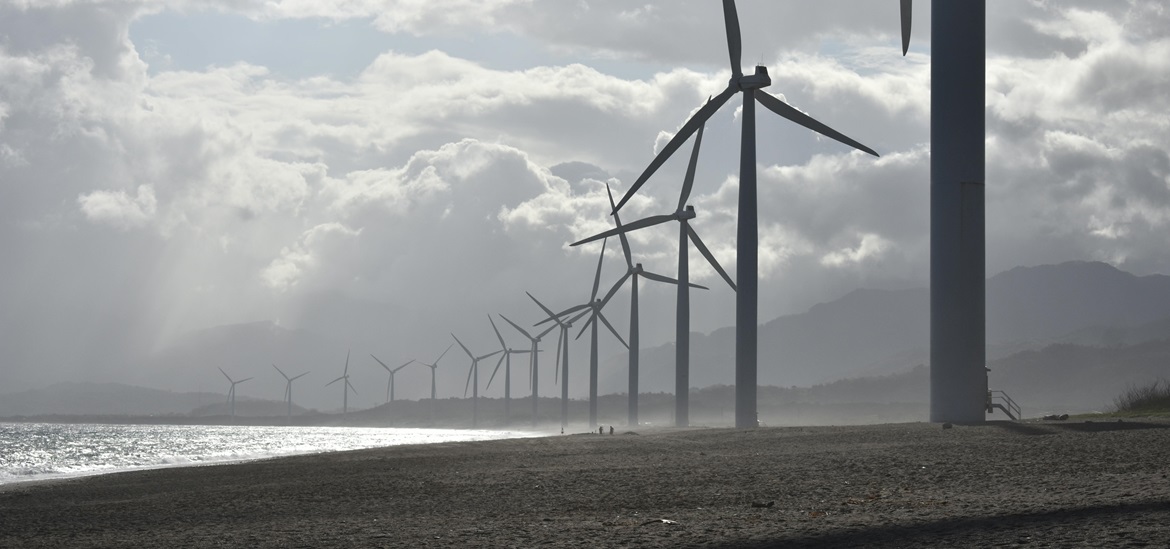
[2,1,1168,403]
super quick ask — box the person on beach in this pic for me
[609,426,614,435]
[599,426,604,435]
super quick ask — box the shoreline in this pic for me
[0,424,553,491]
[3,420,1169,547]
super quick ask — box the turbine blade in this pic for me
[688,225,737,291]
[488,314,507,350]
[615,85,736,212]
[346,379,357,395]
[597,311,629,349]
[451,333,474,360]
[499,313,533,340]
[900,0,912,56]
[537,303,589,326]
[679,115,707,210]
[344,349,350,375]
[370,354,391,372]
[478,350,502,361]
[291,372,309,381]
[219,368,232,383]
[486,353,506,389]
[590,238,607,301]
[272,364,289,381]
[434,342,454,364]
[571,214,676,247]
[526,292,569,329]
[536,322,557,340]
[723,0,743,79]
[599,271,632,310]
[568,308,591,325]
[325,376,343,387]
[238,377,252,384]
[576,313,596,340]
[755,90,879,157]
[393,360,414,373]
[606,184,634,269]
[640,270,692,288]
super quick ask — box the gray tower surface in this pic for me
[929,1,987,423]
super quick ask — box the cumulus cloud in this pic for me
[78,184,158,229]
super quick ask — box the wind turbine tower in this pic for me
[418,343,454,400]
[499,314,556,428]
[218,368,252,419]
[487,315,531,424]
[901,0,988,422]
[272,364,308,419]
[325,349,358,415]
[371,355,414,404]
[453,334,502,428]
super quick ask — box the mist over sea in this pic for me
[0,423,536,486]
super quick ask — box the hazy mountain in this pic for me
[0,382,225,417]
[601,261,1170,391]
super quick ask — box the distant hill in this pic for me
[601,261,1170,391]
[0,381,307,418]
[0,382,223,417]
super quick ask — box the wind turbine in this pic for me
[527,292,589,429]
[545,238,629,428]
[218,368,252,419]
[325,349,358,415]
[486,315,531,424]
[418,343,454,400]
[498,314,556,428]
[613,0,878,428]
[371,355,414,404]
[896,0,987,422]
[272,364,308,419]
[573,128,735,427]
[452,334,501,428]
[571,184,704,426]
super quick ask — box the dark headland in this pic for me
[3,420,1169,547]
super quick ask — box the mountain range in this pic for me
[4,261,1170,418]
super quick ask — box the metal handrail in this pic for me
[988,390,1021,420]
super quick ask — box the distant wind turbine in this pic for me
[218,368,252,419]
[325,349,358,415]
[271,364,308,419]
[486,315,531,424]
[527,292,589,429]
[371,355,414,404]
[573,124,734,427]
[418,343,455,400]
[613,0,877,428]
[545,238,629,428]
[499,314,556,428]
[571,184,705,426]
[452,334,502,428]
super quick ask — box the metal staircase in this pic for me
[986,390,1021,420]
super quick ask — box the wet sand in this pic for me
[2,420,1169,548]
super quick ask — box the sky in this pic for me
[2,1,1169,406]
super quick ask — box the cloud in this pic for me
[78,184,158,229]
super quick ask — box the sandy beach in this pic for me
[2,420,1169,548]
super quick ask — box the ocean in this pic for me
[0,422,537,486]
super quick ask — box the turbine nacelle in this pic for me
[736,65,771,90]
[677,205,697,221]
